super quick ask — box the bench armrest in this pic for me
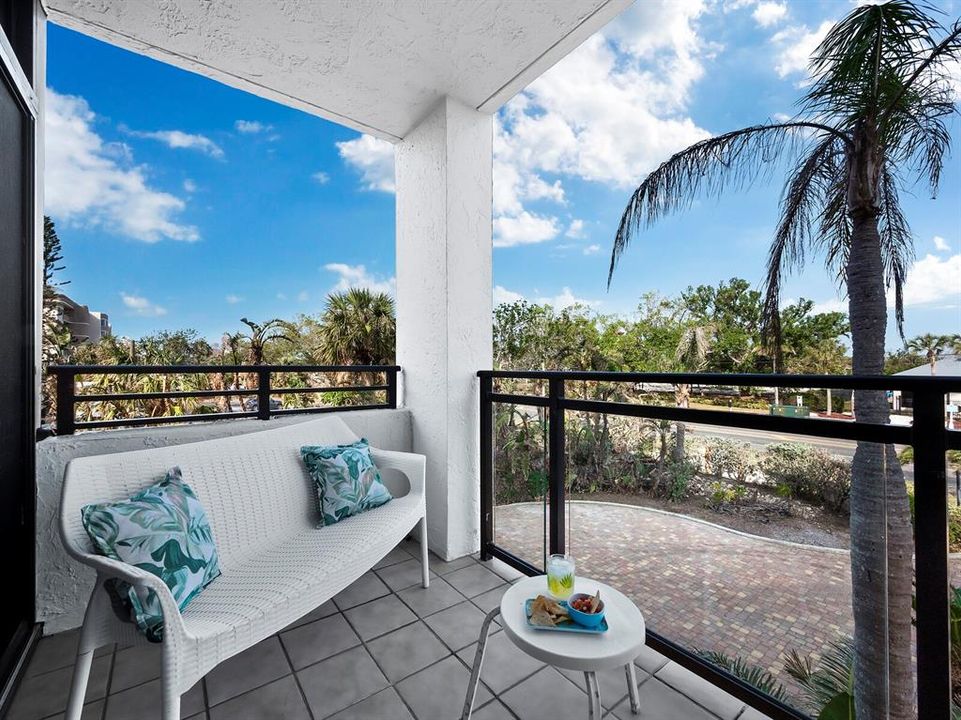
[74,552,189,641]
[370,448,427,500]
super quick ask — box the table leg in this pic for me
[625,662,640,714]
[461,607,500,720]
[584,671,602,720]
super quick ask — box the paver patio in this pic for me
[496,501,857,700]
[9,537,768,720]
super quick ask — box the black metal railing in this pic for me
[50,364,400,434]
[478,369,961,720]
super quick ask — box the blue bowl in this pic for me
[567,593,606,628]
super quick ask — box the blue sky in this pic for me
[45,0,960,350]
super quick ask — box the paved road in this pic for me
[683,424,961,490]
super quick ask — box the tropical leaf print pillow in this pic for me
[81,467,221,642]
[300,439,392,526]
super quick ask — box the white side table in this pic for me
[462,576,646,719]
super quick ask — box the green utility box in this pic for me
[769,404,810,418]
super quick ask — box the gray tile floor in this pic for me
[9,539,772,720]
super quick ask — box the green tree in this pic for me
[239,317,298,365]
[317,289,396,365]
[884,348,927,374]
[905,332,955,374]
[41,217,71,418]
[608,3,960,715]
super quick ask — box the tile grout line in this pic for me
[333,592,422,720]
[275,624,318,720]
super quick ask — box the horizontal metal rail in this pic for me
[51,364,400,374]
[478,368,961,391]
[269,385,389,395]
[480,369,961,720]
[49,364,400,434]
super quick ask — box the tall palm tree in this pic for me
[608,3,960,716]
[239,317,298,365]
[317,289,396,365]
[906,332,954,374]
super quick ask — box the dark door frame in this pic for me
[0,2,41,712]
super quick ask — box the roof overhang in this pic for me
[44,0,633,141]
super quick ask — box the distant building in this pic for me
[55,293,111,343]
[892,354,961,412]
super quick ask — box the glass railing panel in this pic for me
[492,400,548,570]
[562,413,875,714]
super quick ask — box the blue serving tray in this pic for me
[525,598,609,634]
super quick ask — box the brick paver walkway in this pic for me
[496,501,856,698]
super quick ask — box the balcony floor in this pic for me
[10,540,769,720]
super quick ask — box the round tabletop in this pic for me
[499,576,646,672]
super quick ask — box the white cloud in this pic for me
[323,263,396,295]
[124,127,224,159]
[583,244,601,255]
[492,0,712,250]
[772,21,833,79]
[336,135,395,192]
[312,171,330,185]
[276,292,288,301]
[811,297,846,314]
[899,253,961,307]
[752,1,787,27]
[566,219,586,239]
[493,285,526,305]
[45,89,199,243]
[183,178,197,193]
[235,120,272,134]
[934,235,951,252]
[121,292,167,317]
[493,212,561,248]
[493,285,601,310]
[225,294,243,304]
[297,290,309,302]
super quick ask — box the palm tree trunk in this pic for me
[847,212,914,720]
[674,383,690,462]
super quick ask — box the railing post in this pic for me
[912,389,950,720]
[548,377,566,556]
[257,367,271,421]
[480,374,493,561]
[55,369,75,435]
[386,369,398,409]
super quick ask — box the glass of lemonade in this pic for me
[546,554,575,600]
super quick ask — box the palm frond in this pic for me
[783,637,855,715]
[878,166,914,338]
[609,122,845,286]
[697,649,788,702]
[761,135,843,351]
[805,0,943,120]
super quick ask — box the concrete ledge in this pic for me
[36,408,412,634]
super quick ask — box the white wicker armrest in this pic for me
[370,448,427,499]
[75,553,189,641]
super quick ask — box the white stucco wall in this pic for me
[36,409,412,634]
[396,96,493,561]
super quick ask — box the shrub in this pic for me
[655,458,698,502]
[760,442,851,514]
[904,482,961,553]
[706,481,748,508]
[898,446,914,465]
[703,438,755,483]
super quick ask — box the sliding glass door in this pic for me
[0,0,38,700]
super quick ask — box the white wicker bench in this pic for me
[58,415,428,720]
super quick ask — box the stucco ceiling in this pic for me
[45,0,633,141]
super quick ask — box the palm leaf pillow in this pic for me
[81,467,221,642]
[301,439,392,526]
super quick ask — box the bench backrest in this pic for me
[61,416,361,569]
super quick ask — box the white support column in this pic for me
[395,96,492,560]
